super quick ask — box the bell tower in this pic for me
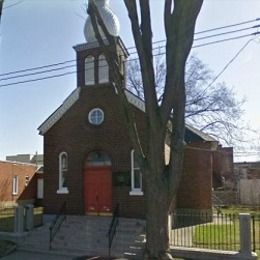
[73,0,128,88]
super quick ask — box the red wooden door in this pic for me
[84,166,112,214]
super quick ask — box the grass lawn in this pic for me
[0,208,15,232]
[193,222,240,251]
[193,206,260,256]
[216,206,260,215]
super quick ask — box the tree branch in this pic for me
[161,0,203,126]
[124,0,160,135]
[164,0,173,38]
[87,0,145,163]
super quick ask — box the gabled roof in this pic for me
[38,88,80,135]
[38,88,145,135]
[185,124,217,142]
[38,87,216,143]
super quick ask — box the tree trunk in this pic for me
[144,174,172,259]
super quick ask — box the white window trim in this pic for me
[57,152,69,194]
[12,176,19,195]
[129,150,143,196]
[98,54,109,84]
[88,108,104,125]
[85,55,95,86]
[57,187,69,194]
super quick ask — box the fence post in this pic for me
[25,204,34,231]
[14,205,24,233]
[168,214,172,234]
[239,213,252,255]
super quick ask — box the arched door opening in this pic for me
[84,151,112,215]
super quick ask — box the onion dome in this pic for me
[84,0,120,43]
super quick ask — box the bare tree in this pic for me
[88,0,203,259]
[0,0,4,24]
[127,54,245,146]
[0,1,24,25]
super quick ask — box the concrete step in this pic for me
[17,215,146,258]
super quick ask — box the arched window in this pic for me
[98,54,109,83]
[86,151,111,167]
[57,152,69,194]
[85,56,95,85]
[129,150,143,196]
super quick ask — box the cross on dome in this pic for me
[84,0,120,43]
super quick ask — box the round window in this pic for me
[88,108,104,125]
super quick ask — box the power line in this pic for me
[0,27,256,81]
[194,24,260,42]
[1,17,259,78]
[0,29,259,88]
[193,31,259,48]
[189,38,254,103]
[0,71,76,87]
[195,17,260,35]
[0,59,75,77]
[207,39,253,88]
[1,30,259,84]
[0,64,76,81]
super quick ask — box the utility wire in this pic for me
[0,30,259,88]
[1,18,259,78]
[195,17,260,35]
[194,24,260,42]
[1,29,259,83]
[0,59,75,77]
[187,38,254,106]
[145,17,260,46]
[193,31,259,48]
[0,71,76,87]
[0,64,76,81]
[207,39,253,88]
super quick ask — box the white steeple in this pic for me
[84,0,120,43]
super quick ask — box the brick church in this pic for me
[38,0,231,218]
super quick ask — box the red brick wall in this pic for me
[113,187,145,218]
[213,146,234,188]
[43,83,215,215]
[176,146,212,210]
[0,161,37,204]
[43,85,147,215]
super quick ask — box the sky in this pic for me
[0,0,260,162]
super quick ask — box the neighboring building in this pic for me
[234,161,260,180]
[213,147,234,189]
[234,161,260,205]
[6,153,44,167]
[38,0,232,217]
[0,160,38,207]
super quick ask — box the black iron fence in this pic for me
[49,202,67,250]
[0,206,15,232]
[170,211,240,251]
[108,203,120,256]
[251,213,260,254]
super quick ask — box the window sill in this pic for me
[56,188,69,194]
[12,193,18,196]
[129,190,144,196]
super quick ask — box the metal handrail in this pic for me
[49,201,67,250]
[107,203,120,256]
